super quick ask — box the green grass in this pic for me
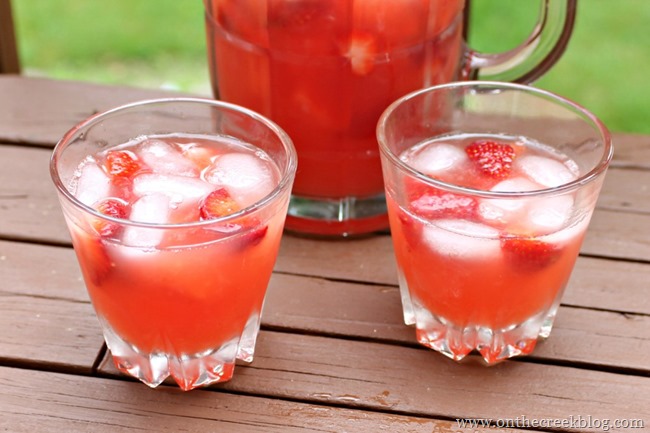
[12,0,650,134]
[12,0,211,93]
[470,0,650,135]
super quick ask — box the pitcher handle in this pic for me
[462,0,578,83]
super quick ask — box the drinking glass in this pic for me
[377,81,612,364]
[204,0,577,237]
[51,98,297,390]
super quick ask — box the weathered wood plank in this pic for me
[0,144,69,243]
[97,331,650,433]
[0,77,200,146]
[1,366,521,433]
[598,168,650,214]
[581,209,650,261]
[0,294,102,370]
[561,256,650,314]
[0,240,102,369]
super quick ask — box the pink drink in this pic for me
[378,82,611,364]
[61,130,290,390]
[386,134,593,363]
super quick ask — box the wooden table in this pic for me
[1,76,648,433]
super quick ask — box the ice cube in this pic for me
[516,155,578,188]
[74,159,111,207]
[122,193,171,248]
[526,195,574,233]
[478,178,538,223]
[422,219,501,259]
[204,152,275,206]
[544,211,592,246]
[138,139,198,176]
[133,173,214,204]
[406,143,467,175]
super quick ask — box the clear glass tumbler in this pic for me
[51,98,296,390]
[377,82,612,364]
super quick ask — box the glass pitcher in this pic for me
[204,0,577,237]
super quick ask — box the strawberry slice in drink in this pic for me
[92,198,129,237]
[410,188,478,220]
[465,140,517,179]
[501,237,562,271]
[200,188,267,250]
[103,150,145,179]
[73,234,113,286]
[404,176,479,221]
[200,188,240,220]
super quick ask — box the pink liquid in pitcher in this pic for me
[206,0,465,234]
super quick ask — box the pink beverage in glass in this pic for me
[377,82,612,364]
[51,99,296,390]
[204,0,578,237]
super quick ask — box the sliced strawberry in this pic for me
[73,234,112,286]
[501,238,561,271]
[239,225,268,248]
[200,188,269,250]
[104,150,144,178]
[93,198,129,237]
[465,140,516,179]
[200,188,240,220]
[409,186,478,220]
[396,207,420,252]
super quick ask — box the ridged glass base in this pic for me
[285,193,389,237]
[399,271,560,364]
[99,312,262,391]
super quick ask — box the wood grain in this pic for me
[0,77,200,146]
[2,366,529,433]
[96,331,650,433]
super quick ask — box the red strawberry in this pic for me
[501,238,561,270]
[93,198,129,237]
[240,225,268,248]
[465,140,516,179]
[200,188,240,220]
[73,234,112,286]
[104,150,143,178]
[200,188,269,250]
[409,186,478,220]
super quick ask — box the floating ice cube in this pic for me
[407,143,467,175]
[122,193,171,248]
[478,178,538,223]
[516,155,578,188]
[204,153,275,206]
[490,177,539,193]
[138,139,198,176]
[422,219,501,259]
[544,211,592,247]
[74,159,111,207]
[133,173,214,205]
[526,195,574,233]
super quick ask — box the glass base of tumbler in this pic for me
[399,273,559,364]
[100,312,262,391]
[284,193,389,237]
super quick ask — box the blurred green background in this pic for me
[11,0,649,134]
